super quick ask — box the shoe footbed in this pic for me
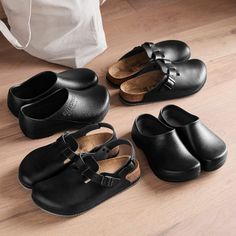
[64,132,119,164]
[107,52,149,85]
[98,156,141,183]
[119,70,163,102]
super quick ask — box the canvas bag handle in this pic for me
[0,0,32,49]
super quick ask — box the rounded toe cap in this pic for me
[186,59,207,91]
[172,40,191,61]
[158,40,191,62]
[76,68,98,89]
[32,182,78,216]
[59,68,98,90]
[18,150,44,188]
[18,163,34,188]
[201,145,227,171]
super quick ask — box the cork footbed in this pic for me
[64,133,119,164]
[107,52,149,85]
[98,156,141,183]
[120,70,164,102]
[77,133,111,153]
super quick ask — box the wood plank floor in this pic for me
[0,0,236,235]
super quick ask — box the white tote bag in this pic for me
[0,0,107,67]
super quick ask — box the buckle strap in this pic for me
[163,75,176,90]
[56,133,69,147]
[75,153,120,188]
[153,59,178,90]
[70,122,116,141]
[70,123,101,139]
[73,139,135,187]
[56,134,76,162]
[141,42,155,59]
[82,168,120,187]
[94,139,136,162]
[152,50,165,60]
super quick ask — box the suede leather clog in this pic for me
[159,105,227,171]
[8,68,98,117]
[32,139,141,216]
[119,59,207,105]
[107,40,190,86]
[19,85,110,139]
[19,123,118,189]
[132,114,200,182]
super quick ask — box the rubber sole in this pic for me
[152,164,201,182]
[18,175,32,190]
[31,177,140,217]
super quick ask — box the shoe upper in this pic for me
[7,68,98,117]
[19,123,117,188]
[132,114,200,172]
[18,85,110,138]
[107,40,191,85]
[31,139,139,215]
[121,40,191,63]
[159,105,227,166]
[142,59,207,102]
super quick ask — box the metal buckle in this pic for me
[168,67,178,76]
[164,76,175,90]
[152,51,164,60]
[101,176,113,187]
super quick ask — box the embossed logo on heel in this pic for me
[62,97,77,117]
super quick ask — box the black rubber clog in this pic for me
[107,40,190,86]
[18,85,110,139]
[159,105,227,171]
[19,123,118,189]
[132,114,200,182]
[8,68,98,117]
[32,139,141,216]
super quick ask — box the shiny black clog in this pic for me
[19,85,110,139]
[19,123,118,189]
[119,59,207,105]
[8,68,98,117]
[107,40,191,86]
[159,105,227,171]
[32,139,140,216]
[132,114,200,182]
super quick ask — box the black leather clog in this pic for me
[18,85,110,139]
[132,114,200,182]
[119,59,207,105]
[8,68,98,117]
[32,139,141,216]
[19,123,118,189]
[159,105,227,171]
[107,40,190,85]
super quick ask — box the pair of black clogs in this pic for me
[132,105,227,182]
[7,69,110,139]
[19,123,141,216]
[107,40,207,105]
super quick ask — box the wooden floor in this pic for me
[0,0,236,235]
